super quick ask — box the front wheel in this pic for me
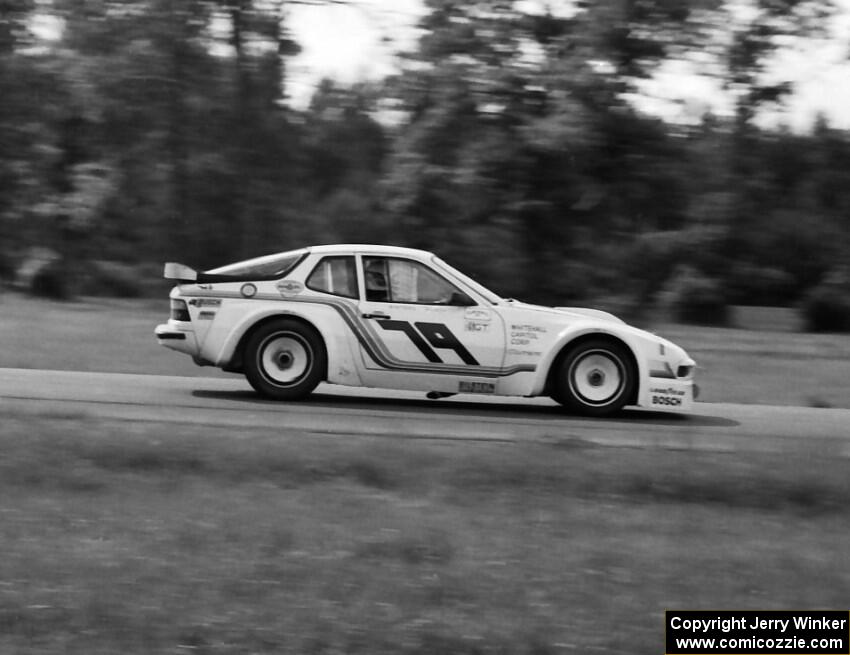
[244,319,326,400]
[551,339,636,417]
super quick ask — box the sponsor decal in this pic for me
[240,283,257,298]
[459,381,496,394]
[510,324,547,345]
[650,387,687,407]
[188,298,221,307]
[650,387,686,396]
[276,280,304,297]
[507,348,542,357]
[511,324,547,333]
[650,388,687,407]
[198,311,216,320]
[651,395,682,406]
[465,320,490,333]
[464,308,492,322]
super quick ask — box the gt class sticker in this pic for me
[465,320,490,332]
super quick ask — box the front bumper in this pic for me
[641,378,696,412]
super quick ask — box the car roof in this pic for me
[308,244,435,259]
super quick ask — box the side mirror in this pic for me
[449,291,476,307]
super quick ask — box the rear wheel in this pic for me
[552,339,636,417]
[244,319,326,400]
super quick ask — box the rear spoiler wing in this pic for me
[163,262,198,282]
[163,262,264,284]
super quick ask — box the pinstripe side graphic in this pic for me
[188,290,536,377]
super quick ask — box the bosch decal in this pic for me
[650,387,686,407]
[651,395,682,406]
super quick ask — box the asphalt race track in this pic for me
[2,368,849,456]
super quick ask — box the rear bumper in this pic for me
[155,322,198,356]
[157,331,185,341]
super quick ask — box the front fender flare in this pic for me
[529,323,648,398]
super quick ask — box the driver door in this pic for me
[355,255,506,391]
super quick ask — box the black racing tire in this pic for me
[243,319,326,401]
[551,338,636,417]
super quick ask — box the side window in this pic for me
[306,256,358,299]
[363,257,463,304]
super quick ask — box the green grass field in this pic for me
[2,292,849,407]
[2,411,849,654]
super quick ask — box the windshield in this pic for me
[431,256,501,304]
[206,249,307,279]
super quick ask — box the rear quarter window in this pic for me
[306,256,358,298]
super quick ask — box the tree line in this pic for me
[1,0,848,327]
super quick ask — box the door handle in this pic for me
[362,311,391,320]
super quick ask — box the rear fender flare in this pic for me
[213,305,359,384]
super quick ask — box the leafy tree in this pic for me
[1,0,847,316]
[380,0,723,302]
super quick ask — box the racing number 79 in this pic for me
[379,320,479,366]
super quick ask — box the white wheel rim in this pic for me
[568,350,624,405]
[259,334,311,386]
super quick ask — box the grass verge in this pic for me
[649,320,850,408]
[2,411,849,654]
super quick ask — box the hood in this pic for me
[553,306,625,324]
[501,299,624,324]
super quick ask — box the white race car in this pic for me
[155,244,697,416]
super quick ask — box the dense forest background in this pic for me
[1,0,849,327]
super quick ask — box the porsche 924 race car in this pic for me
[155,244,697,416]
